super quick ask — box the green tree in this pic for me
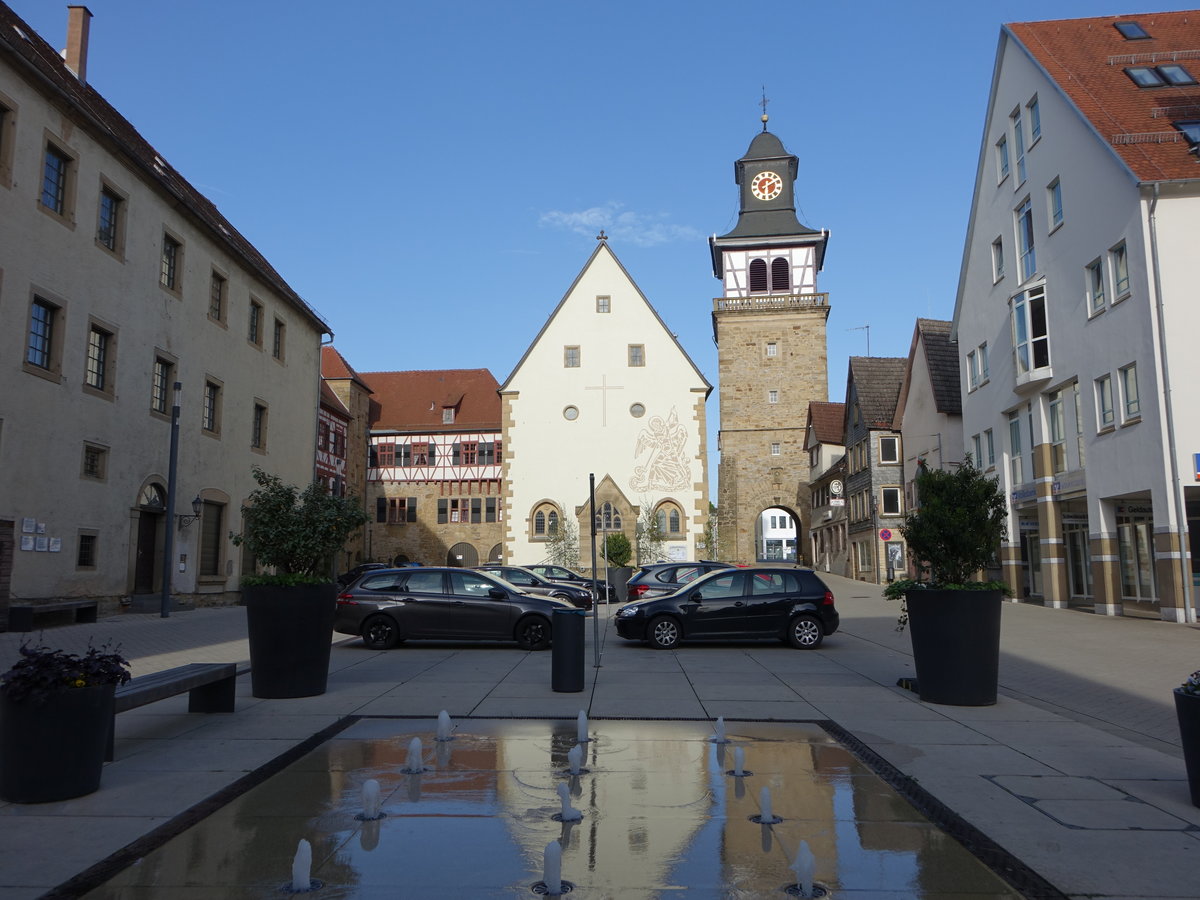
[604,532,632,567]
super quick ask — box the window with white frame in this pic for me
[1012,108,1026,183]
[978,342,989,382]
[765,342,777,357]
[770,442,781,456]
[967,349,980,391]
[1047,178,1063,228]
[1008,410,1024,484]
[1048,389,1067,473]
[992,237,1005,281]
[1120,363,1140,420]
[972,433,982,465]
[996,135,1010,182]
[1028,95,1041,142]
[1012,284,1049,374]
[596,295,610,313]
[1072,381,1086,468]
[767,390,778,404]
[985,428,995,468]
[1016,198,1036,280]
[564,346,580,368]
[879,435,900,464]
[1111,242,1130,298]
[1086,259,1105,314]
[1096,373,1114,429]
[881,487,902,516]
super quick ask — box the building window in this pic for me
[454,441,478,465]
[996,134,1010,182]
[1048,389,1067,474]
[387,497,417,524]
[209,271,226,322]
[629,403,644,418]
[972,433,982,466]
[879,436,900,464]
[1047,178,1063,229]
[97,186,122,252]
[25,297,60,373]
[655,503,683,535]
[771,257,790,292]
[1012,284,1049,375]
[252,403,267,450]
[1115,20,1151,39]
[41,143,71,215]
[1110,242,1130,298]
[1016,198,1036,280]
[202,380,221,434]
[749,258,768,293]
[81,443,107,480]
[0,98,14,189]
[1086,259,1105,314]
[248,300,263,345]
[881,487,902,516]
[978,342,989,382]
[1008,411,1024,484]
[991,237,1005,281]
[1012,109,1026,183]
[272,319,285,361]
[1096,374,1114,429]
[76,532,98,569]
[198,501,224,578]
[84,322,114,393]
[533,502,562,539]
[766,342,777,357]
[564,346,580,368]
[984,428,996,468]
[1028,95,1041,142]
[768,390,778,404]
[152,356,175,414]
[160,233,181,291]
[770,442,781,456]
[1072,381,1086,469]
[967,350,979,391]
[563,405,579,421]
[1120,363,1140,420]
[1172,119,1200,150]
[442,406,455,424]
[628,344,645,367]
[596,295,610,313]
[596,501,622,531]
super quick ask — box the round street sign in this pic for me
[878,528,892,541]
[830,479,843,496]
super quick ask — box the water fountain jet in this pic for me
[555,782,582,822]
[402,737,425,774]
[711,716,728,743]
[576,710,589,743]
[356,778,384,821]
[435,710,454,742]
[566,743,584,776]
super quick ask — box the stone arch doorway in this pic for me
[447,543,478,567]
[132,481,167,593]
[755,505,799,563]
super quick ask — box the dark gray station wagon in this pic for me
[335,567,573,651]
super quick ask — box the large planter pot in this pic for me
[243,582,337,699]
[0,683,115,802]
[1175,689,1200,807]
[608,567,633,605]
[905,588,1003,706]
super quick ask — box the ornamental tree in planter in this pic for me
[230,467,368,699]
[604,532,634,603]
[0,642,131,802]
[884,457,1010,706]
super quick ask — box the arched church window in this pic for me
[749,258,768,293]
[534,511,546,535]
[548,511,559,536]
[532,502,562,541]
[596,501,622,531]
[654,501,684,535]
[771,258,791,293]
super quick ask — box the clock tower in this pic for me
[710,118,830,564]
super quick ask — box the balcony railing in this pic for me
[713,292,829,313]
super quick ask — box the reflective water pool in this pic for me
[85,718,1022,898]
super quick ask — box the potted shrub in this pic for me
[1176,669,1200,807]
[884,457,1010,706]
[604,532,634,604]
[230,467,368,699]
[0,642,131,802]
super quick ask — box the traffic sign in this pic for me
[878,528,892,541]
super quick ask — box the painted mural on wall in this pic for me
[631,408,690,492]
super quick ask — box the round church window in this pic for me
[563,406,579,421]
[630,403,646,418]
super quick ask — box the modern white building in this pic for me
[952,11,1200,622]
[0,5,329,615]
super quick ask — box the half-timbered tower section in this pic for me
[321,346,374,567]
[710,119,830,564]
[363,369,504,567]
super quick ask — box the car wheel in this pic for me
[515,616,551,651]
[788,615,824,650]
[647,615,681,650]
[362,614,401,650]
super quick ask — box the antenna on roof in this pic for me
[848,323,871,357]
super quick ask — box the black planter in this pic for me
[608,567,633,604]
[1174,689,1200,807]
[905,588,1002,706]
[0,683,115,802]
[243,582,337,699]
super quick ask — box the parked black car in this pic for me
[476,565,593,610]
[336,562,389,588]
[615,567,839,650]
[334,567,573,650]
[624,561,736,601]
[523,564,614,603]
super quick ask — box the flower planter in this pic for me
[243,583,337,699]
[0,683,115,802]
[905,588,1002,706]
[1174,689,1200,807]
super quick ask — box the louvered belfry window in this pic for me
[771,258,790,292]
[749,258,768,293]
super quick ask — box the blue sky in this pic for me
[13,0,1197,491]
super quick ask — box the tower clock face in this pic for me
[750,170,783,201]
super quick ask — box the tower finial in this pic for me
[760,87,770,131]
[596,229,607,242]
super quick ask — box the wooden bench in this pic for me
[105,662,238,761]
[8,599,99,632]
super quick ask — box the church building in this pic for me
[501,239,711,567]
[710,117,831,564]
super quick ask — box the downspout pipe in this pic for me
[1147,183,1196,623]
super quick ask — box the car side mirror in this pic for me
[690,592,703,603]
[488,588,506,599]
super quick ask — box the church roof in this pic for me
[0,3,328,334]
[807,401,846,444]
[1007,11,1200,183]
[321,346,373,392]
[361,369,500,432]
[848,357,907,428]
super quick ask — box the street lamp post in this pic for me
[160,382,182,618]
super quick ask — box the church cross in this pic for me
[760,87,770,130]
[584,374,624,426]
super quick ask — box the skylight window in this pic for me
[1114,21,1151,40]
[1126,67,1165,87]
[1172,120,1200,148]
[1158,64,1197,85]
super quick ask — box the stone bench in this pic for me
[105,662,238,760]
[7,599,99,632]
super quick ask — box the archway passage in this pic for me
[446,543,479,568]
[755,506,798,563]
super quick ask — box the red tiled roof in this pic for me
[362,369,500,431]
[1010,11,1200,182]
[807,401,846,444]
[321,346,373,391]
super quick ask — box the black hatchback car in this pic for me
[615,567,838,650]
[334,567,573,651]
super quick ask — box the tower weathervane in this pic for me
[759,87,770,130]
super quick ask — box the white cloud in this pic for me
[539,202,700,247]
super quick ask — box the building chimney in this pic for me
[64,6,92,83]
